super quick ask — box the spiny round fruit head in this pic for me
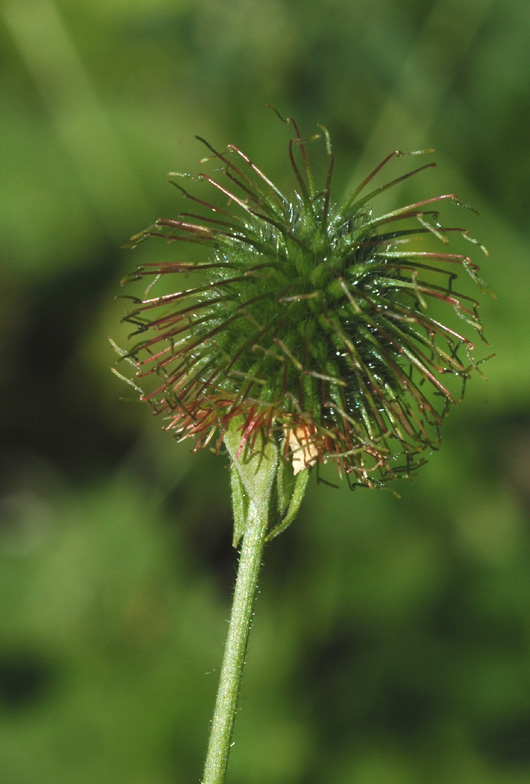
[117,111,491,488]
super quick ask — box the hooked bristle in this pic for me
[117,114,491,487]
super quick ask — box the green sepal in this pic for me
[224,418,279,549]
[275,445,295,518]
[229,466,249,549]
[225,420,311,547]
[266,467,310,541]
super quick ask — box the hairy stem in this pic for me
[201,499,269,784]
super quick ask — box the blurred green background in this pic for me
[1,0,529,782]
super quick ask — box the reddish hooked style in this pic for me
[118,111,491,487]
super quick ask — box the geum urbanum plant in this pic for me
[114,111,491,784]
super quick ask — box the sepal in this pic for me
[224,419,278,548]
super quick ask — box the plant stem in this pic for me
[201,499,269,784]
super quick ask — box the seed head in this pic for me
[118,113,490,488]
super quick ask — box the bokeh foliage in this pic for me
[1,0,529,782]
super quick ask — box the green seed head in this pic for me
[118,113,491,487]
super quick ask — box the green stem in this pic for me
[201,499,269,784]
